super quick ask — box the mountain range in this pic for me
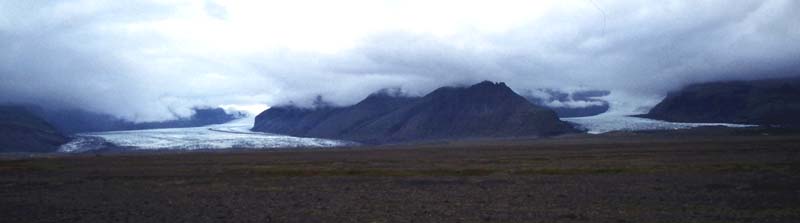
[640,77,800,126]
[0,106,69,152]
[6,77,800,153]
[0,106,244,152]
[40,107,244,134]
[253,81,580,144]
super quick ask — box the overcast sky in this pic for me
[1,0,798,121]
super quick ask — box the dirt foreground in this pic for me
[2,132,799,222]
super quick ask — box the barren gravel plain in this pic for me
[2,130,799,222]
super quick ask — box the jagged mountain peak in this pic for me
[472,80,509,89]
[367,87,406,98]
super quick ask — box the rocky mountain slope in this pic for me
[640,77,800,126]
[253,81,579,143]
[42,107,244,134]
[0,106,69,152]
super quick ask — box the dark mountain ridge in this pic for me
[41,107,244,134]
[253,81,579,144]
[640,77,800,126]
[253,89,420,141]
[0,105,69,152]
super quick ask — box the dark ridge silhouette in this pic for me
[639,77,800,126]
[253,81,580,143]
[0,106,68,152]
[253,90,419,140]
[41,107,244,134]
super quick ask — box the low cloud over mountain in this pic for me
[2,1,799,121]
[253,81,578,143]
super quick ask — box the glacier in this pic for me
[58,112,757,152]
[59,117,356,152]
[564,114,756,134]
[560,92,756,134]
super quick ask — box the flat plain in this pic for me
[2,130,799,222]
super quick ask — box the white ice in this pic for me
[562,92,757,134]
[57,108,759,152]
[58,117,355,152]
[564,114,756,134]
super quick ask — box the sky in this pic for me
[1,0,799,121]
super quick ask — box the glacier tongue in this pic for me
[58,114,758,152]
[564,114,756,134]
[59,117,355,152]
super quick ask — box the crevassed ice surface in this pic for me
[59,117,355,152]
[564,114,756,134]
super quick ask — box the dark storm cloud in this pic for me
[1,0,799,121]
[327,0,800,113]
[340,0,800,94]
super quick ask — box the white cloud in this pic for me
[1,0,799,121]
